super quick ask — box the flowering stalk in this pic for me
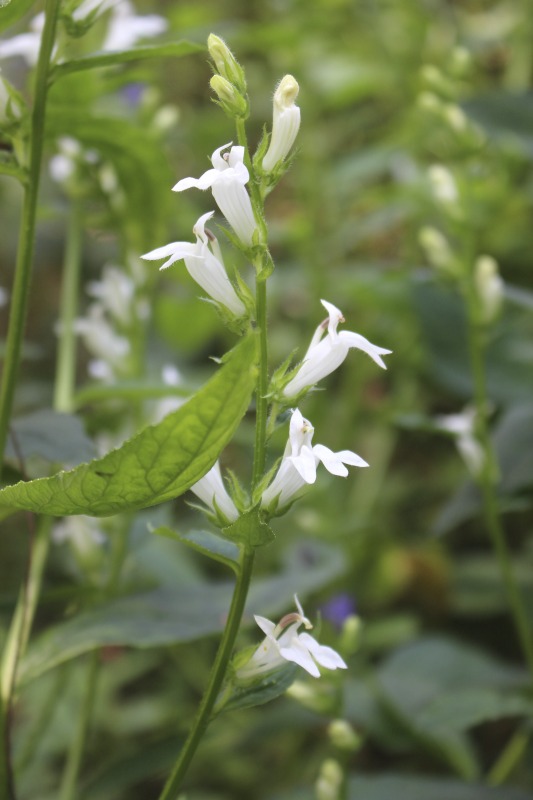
[462,274,533,680]
[0,3,61,795]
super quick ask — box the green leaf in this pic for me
[152,526,240,572]
[4,410,96,469]
[348,774,533,800]
[50,41,204,82]
[18,540,345,683]
[222,508,275,547]
[0,336,257,517]
[416,688,533,734]
[218,662,298,714]
[0,0,35,33]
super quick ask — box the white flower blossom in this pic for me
[190,461,239,523]
[261,408,368,509]
[262,74,301,173]
[141,211,246,317]
[74,304,130,380]
[237,595,347,680]
[173,144,257,247]
[86,265,136,326]
[102,0,167,51]
[435,407,485,477]
[152,364,186,423]
[283,300,391,398]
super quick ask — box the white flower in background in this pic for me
[102,0,167,51]
[435,407,484,477]
[152,364,186,423]
[71,0,115,22]
[141,211,246,316]
[87,265,136,326]
[190,461,239,523]
[0,13,45,66]
[262,74,301,173]
[283,300,391,398]
[428,164,458,205]
[53,515,106,553]
[173,144,257,247]
[74,304,130,381]
[237,595,347,680]
[261,408,368,509]
[474,255,503,324]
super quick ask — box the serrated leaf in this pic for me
[0,0,35,33]
[222,508,275,547]
[152,526,240,572]
[50,41,204,82]
[0,336,257,517]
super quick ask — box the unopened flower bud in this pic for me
[207,34,247,94]
[442,102,467,132]
[428,164,458,205]
[327,719,362,752]
[419,226,457,275]
[315,759,343,800]
[420,64,455,99]
[474,255,503,323]
[210,74,248,118]
[339,614,361,655]
[450,46,472,77]
[417,91,442,114]
[262,74,301,173]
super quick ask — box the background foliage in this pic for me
[1,0,533,798]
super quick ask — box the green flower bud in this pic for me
[419,226,458,276]
[210,75,248,118]
[474,255,503,324]
[327,719,362,752]
[208,34,247,94]
[315,759,343,800]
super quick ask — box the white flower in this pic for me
[237,595,347,680]
[261,408,368,509]
[190,461,239,523]
[74,304,130,379]
[474,255,503,324]
[173,144,257,247]
[152,364,186,423]
[141,211,246,317]
[0,13,45,66]
[435,407,485,477]
[102,0,167,51]
[428,164,458,205]
[262,74,301,173]
[86,265,136,326]
[283,300,392,398]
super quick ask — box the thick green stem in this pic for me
[464,284,533,681]
[157,547,255,800]
[0,0,61,474]
[54,199,83,413]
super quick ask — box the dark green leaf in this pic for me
[50,41,204,82]
[4,409,96,469]
[0,336,257,517]
[348,774,533,800]
[416,688,533,733]
[19,540,344,682]
[218,662,298,714]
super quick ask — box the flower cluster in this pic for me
[236,595,347,680]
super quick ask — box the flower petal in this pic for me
[279,636,321,678]
[298,632,348,670]
[312,444,349,477]
[290,445,317,483]
[173,169,219,192]
[338,330,392,369]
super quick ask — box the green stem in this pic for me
[58,651,100,800]
[252,278,269,487]
[487,726,530,786]
[464,283,533,681]
[54,199,83,413]
[0,0,61,475]
[0,518,52,799]
[157,547,255,800]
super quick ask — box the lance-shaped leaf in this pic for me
[0,335,257,517]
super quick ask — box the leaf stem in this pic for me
[157,546,255,800]
[464,281,533,682]
[0,0,61,475]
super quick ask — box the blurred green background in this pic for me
[1,0,533,798]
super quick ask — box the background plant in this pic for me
[1,1,533,799]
